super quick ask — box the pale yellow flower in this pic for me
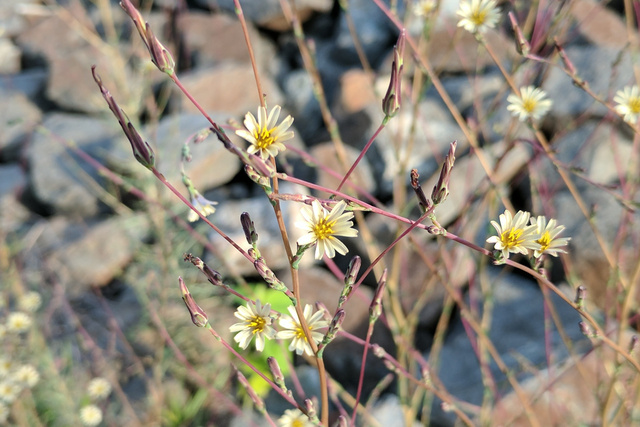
[277,408,315,427]
[79,405,103,426]
[457,0,501,34]
[414,0,437,17]
[296,200,358,260]
[18,291,42,313]
[187,192,218,222]
[530,216,570,258]
[277,304,328,356]
[486,210,540,260]
[229,300,276,352]
[6,312,32,333]
[236,105,294,160]
[0,381,21,404]
[87,377,112,401]
[507,86,553,122]
[12,365,39,388]
[614,85,640,124]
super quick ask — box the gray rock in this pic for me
[281,69,323,143]
[0,164,29,232]
[0,0,39,37]
[37,214,149,295]
[426,272,590,426]
[0,68,47,99]
[0,88,42,161]
[543,45,634,120]
[27,113,123,216]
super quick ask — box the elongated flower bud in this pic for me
[382,30,405,119]
[183,254,223,287]
[411,169,432,212]
[92,66,155,169]
[508,12,530,56]
[120,0,175,75]
[240,212,258,246]
[237,370,265,412]
[179,277,208,327]
[267,357,289,394]
[369,269,387,323]
[431,141,457,206]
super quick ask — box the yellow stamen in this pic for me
[313,218,336,240]
[536,231,551,252]
[254,127,275,149]
[500,228,523,248]
[249,316,266,334]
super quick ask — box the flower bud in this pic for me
[508,12,530,56]
[183,254,223,287]
[318,309,345,357]
[92,66,155,169]
[237,370,265,413]
[240,212,258,246]
[382,30,405,119]
[431,141,456,206]
[369,269,387,323]
[179,277,208,327]
[410,169,432,212]
[574,285,586,310]
[267,357,289,394]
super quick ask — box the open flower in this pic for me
[229,300,276,352]
[18,291,42,313]
[0,381,21,404]
[507,86,552,122]
[457,0,501,34]
[614,85,640,124]
[486,210,540,260]
[278,408,315,427]
[236,105,294,160]
[87,377,112,401]
[530,216,570,258]
[79,405,103,427]
[6,312,32,333]
[13,365,39,388]
[296,200,358,260]
[413,0,437,17]
[187,191,218,222]
[277,304,328,356]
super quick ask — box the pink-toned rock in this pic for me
[310,141,375,197]
[177,64,284,117]
[340,69,376,114]
[570,0,628,49]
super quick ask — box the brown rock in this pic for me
[309,141,375,198]
[340,69,376,114]
[570,0,628,49]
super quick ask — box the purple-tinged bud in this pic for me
[248,153,275,178]
[372,344,386,358]
[318,309,345,357]
[508,12,530,56]
[179,277,208,327]
[382,30,405,119]
[579,321,595,338]
[254,258,296,302]
[369,269,387,323]
[629,336,638,355]
[92,66,155,169]
[304,399,317,422]
[183,254,224,287]
[237,370,265,412]
[574,285,586,310]
[431,141,456,206]
[120,0,175,75]
[244,165,272,189]
[267,357,289,394]
[192,128,212,145]
[240,212,258,246]
[344,256,361,288]
[410,169,432,213]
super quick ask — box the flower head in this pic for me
[507,86,552,122]
[486,210,540,260]
[236,105,294,160]
[13,365,39,388]
[277,408,315,427]
[414,0,437,17]
[614,85,640,124]
[457,0,501,34]
[18,291,42,313]
[6,312,32,333]
[87,377,112,401]
[187,191,218,222]
[229,300,276,352]
[277,304,328,356]
[0,381,21,404]
[531,216,570,258]
[296,200,358,260]
[79,405,103,427]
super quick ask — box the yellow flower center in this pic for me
[249,316,266,334]
[471,9,488,25]
[313,218,336,241]
[291,420,304,427]
[536,231,551,252]
[500,227,524,249]
[295,325,312,341]
[629,97,640,114]
[522,98,536,113]
[253,127,276,149]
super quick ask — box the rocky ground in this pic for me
[0,0,639,426]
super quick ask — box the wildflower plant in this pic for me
[81,0,640,426]
[614,85,640,124]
